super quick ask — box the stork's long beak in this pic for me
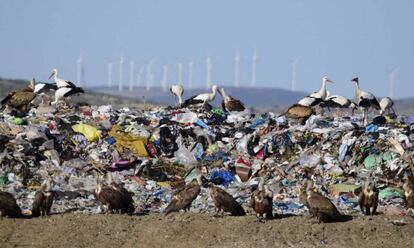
[48,72,54,80]
[327,79,334,84]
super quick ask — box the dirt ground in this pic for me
[1,213,414,248]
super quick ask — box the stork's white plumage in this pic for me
[51,85,84,105]
[34,82,58,105]
[379,97,395,115]
[352,77,380,126]
[183,85,219,109]
[48,69,77,88]
[297,76,333,107]
[170,84,184,106]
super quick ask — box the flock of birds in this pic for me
[1,168,414,223]
[0,72,409,223]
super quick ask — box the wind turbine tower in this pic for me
[291,58,299,91]
[251,49,258,87]
[234,51,240,88]
[136,65,145,88]
[206,56,212,89]
[162,65,168,92]
[118,55,124,92]
[77,53,83,86]
[188,60,194,89]
[146,60,154,91]
[129,60,135,92]
[107,62,113,88]
[388,67,399,98]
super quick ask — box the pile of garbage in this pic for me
[1,104,414,216]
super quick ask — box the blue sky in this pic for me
[0,0,413,98]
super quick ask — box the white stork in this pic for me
[321,95,357,116]
[218,87,245,112]
[379,97,395,115]
[183,85,219,111]
[51,85,85,105]
[170,84,184,107]
[297,76,334,107]
[352,77,380,126]
[48,69,76,88]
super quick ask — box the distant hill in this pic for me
[93,86,308,110]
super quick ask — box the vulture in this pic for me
[379,97,395,115]
[282,104,315,125]
[299,180,342,223]
[352,77,380,126]
[32,179,55,217]
[403,180,414,209]
[210,185,246,217]
[164,176,203,215]
[48,68,76,88]
[251,178,273,220]
[219,87,245,112]
[358,181,379,216]
[0,191,24,218]
[94,173,135,214]
[51,84,85,105]
[1,78,36,113]
[182,85,218,110]
[297,76,333,107]
[170,84,184,107]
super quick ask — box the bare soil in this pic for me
[1,213,414,248]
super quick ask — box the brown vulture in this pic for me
[32,179,56,217]
[0,191,24,218]
[219,87,245,112]
[210,185,246,217]
[251,177,273,220]
[403,181,414,209]
[282,104,314,125]
[1,78,36,113]
[164,176,203,215]
[94,173,135,214]
[299,180,341,223]
[358,181,379,216]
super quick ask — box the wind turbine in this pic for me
[234,51,240,88]
[136,65,145,88]
[251,49,258,87]
[178,62,183,83]
[206,56,212,89]
[388,67,399,98]
[76,53,83,86]
[107,62,113,88]
[290,58,299,91]
[162,65,169,92]
[118,54,124,92]
[129,60,135,92]
[188,60,194,89]
[146,60,154,91]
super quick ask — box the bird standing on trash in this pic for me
[251,178,273,220]
[210,184,246,217]
[94,173,135,214]
[379,97,395,115]
[299,180,342,223]
[51,83,85,105]
[0,78,36,113]
[32,178,55,217]
[218,87,245,112]
[352,77,380,126]
[164,175,203,215]
[0,191,24,218]
[298,76,334,107]
[170,84,184,107]
[358,181,379,216]
[282,104,315,125]
[320,95,357,116]
[183,85,219,111]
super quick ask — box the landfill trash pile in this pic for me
[1,102,414,218]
